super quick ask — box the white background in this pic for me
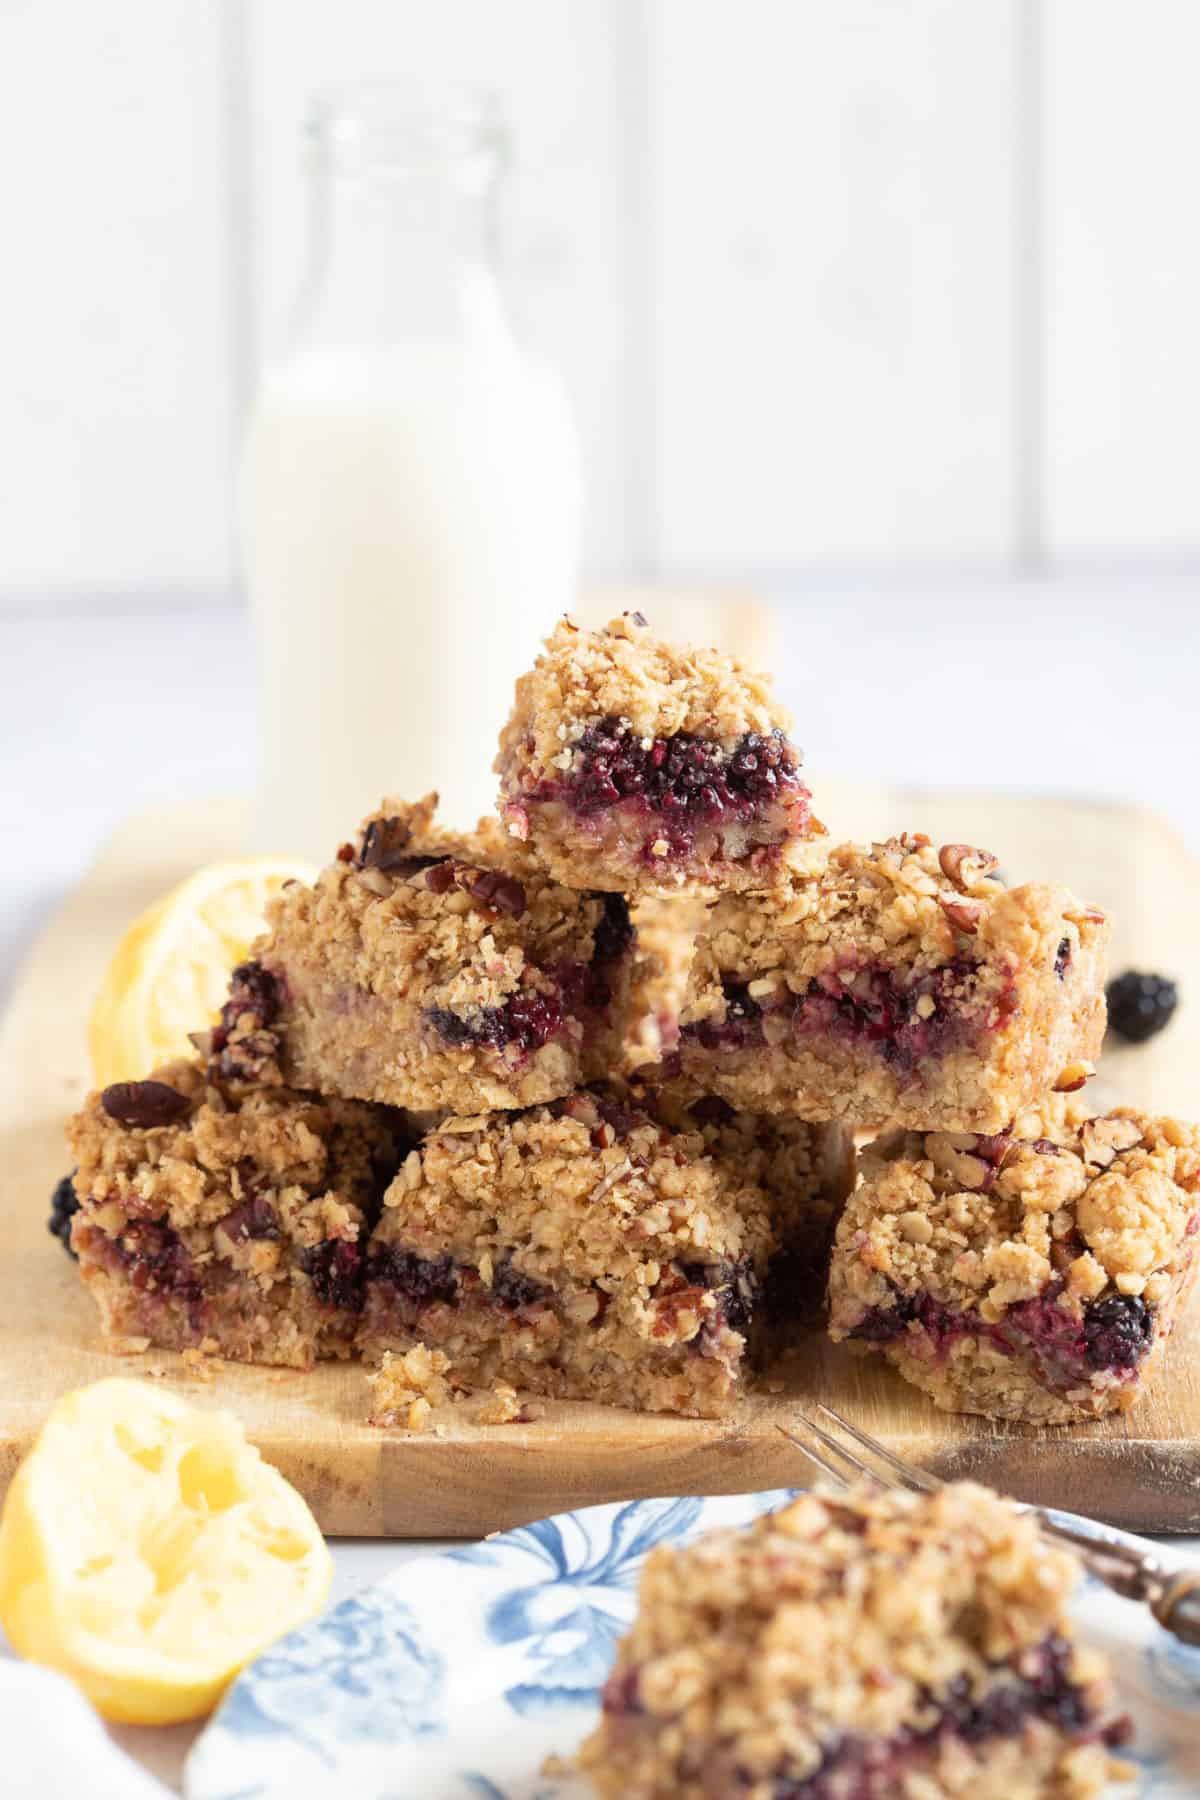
[1,0,1198,593]
[1,0,1198,984]
[0,11,1198,1789]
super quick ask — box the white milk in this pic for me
[245,340,580,859]
[244,89,582,859]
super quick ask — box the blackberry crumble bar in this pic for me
[829,1101,1200,1423]
[640,1087,854,1323]
[68,1061,406,1368]
[625,893,709,1070]
[358,1089,849,1417]
[579,1481,1128,1799]
[226,795,636,1115]
[495,613,819,897]
[668,835,1109,1132]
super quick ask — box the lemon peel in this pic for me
[88,859,314,1085]
[0,1379,331,1723]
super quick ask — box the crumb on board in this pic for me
[111,1335,151,1356]
[476,1382,545,1426]
[476,1382,523,1426]
[180,1344,224,1383]
[367,1344,452,1431]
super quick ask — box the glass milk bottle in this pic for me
[244,88,582,859]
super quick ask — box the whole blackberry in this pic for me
[49,1172,80,1257]
[1106,971,1179,1044]
[1084,1292,1154,1371]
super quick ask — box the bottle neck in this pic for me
[294,154,509,352]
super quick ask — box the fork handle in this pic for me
[1151,1571,1200,1647]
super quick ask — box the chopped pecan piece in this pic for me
[1080,1114,1143,1173]
[938,896,983,935]
[938,843,1000,891]
[1053,1060,1096,1094]
[100,1080,190,1130]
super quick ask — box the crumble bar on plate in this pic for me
[578,1482,1128,1799]
[357,1088,849,1418]
[68,1059,406,1368]
[668,835,1109,1133]
[222,795,637,1115]
[829,1101,1200,1423]
[495,612,820,898]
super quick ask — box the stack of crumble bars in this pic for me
[67,613,1200,1427]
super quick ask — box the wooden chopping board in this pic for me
[2,783,1199,1536]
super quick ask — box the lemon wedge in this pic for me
[0,1379,332,1724]
[88,858,315,1085]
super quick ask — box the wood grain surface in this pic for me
[2,780,1199,1536]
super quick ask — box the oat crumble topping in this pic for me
[68,1057,405,1368]
[241,795,636,1114]
[358,1088,846,1417]
[674,835,1109,1132]
[578,1481,1127,1799]
[830,1104,1200,1423]
[495,615,818,896]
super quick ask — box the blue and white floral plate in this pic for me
[186,1491,1200,1800]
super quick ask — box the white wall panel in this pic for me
[1043,0,1200,556]
[246,0,631,573]
[648,0,1018,569]
[0,2,232,593]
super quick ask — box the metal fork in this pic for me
[779,1404,1200,1648]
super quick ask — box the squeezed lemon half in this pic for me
[88,859,315,1086]
[0,1380,332,1724]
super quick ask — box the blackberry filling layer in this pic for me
[601,1636,1108,1799]
[89,1218,205,1313]
[489,1253,552,1310]
[773,1639,1108,1799]
[368,1246,460,1309]
[685,958,1014,1073]
[208,960,287,1084]
[849,1280,1155,1387]
[367,1246,551,1314]
[368,1246,749,1360]
[424,895,632,1058]
[649,1257,762,1360]
[299,1239,365,1311]
[215,961,283,1040]
[528,718,810,864]
[217,1192,281,1243]
[678,1257,760,1335]
[426,987,568,1057]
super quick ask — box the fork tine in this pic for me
[814,1404,940,1495]
[775,1425,849,1488]
[793,1412,881,1484]
[803,1409,1151,1576]
[778,1415,1170,1636]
